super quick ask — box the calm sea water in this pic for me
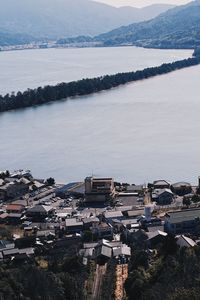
[1,46,198,184]
[0,46,191,95]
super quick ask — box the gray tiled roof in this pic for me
[27,205,54,213]
[65,218,83,227]
[167,209,200,224]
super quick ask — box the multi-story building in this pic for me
[85,177,115,202]
[164,209,200,234]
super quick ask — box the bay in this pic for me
[0,46,197,184]
[0,46,191,95]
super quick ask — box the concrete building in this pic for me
[85,177,115,202]
[165,209,200,234]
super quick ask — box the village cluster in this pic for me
[0,170,200,265]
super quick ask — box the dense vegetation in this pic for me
[96,0,200,49]
[0,31,35,47]
[0,0,172,43]
[194,47,200,57]
[125,237,200,300]
[0,56,199,113]
[0,249,89,300]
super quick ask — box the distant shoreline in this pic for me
[0,43,196,53]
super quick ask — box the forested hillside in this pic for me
[0,0,173,41]
[96,0,200,49]
[125,236,200,300]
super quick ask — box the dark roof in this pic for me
[167,209,200,224]
[27,205,54,213]
[153,189,173,196]
[153,180,170,186]
[172,182,191,188]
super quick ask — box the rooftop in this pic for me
[104,211,123,219]
[6,204,25,211]
[166,209,200,224]
[65,218,83,227]
[27,205,54,213]
[176,235,197,247]
[153,180,170,186]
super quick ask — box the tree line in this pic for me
[0,55,200,113]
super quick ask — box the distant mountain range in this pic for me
[0,0,173,45]
[96,0,200,49]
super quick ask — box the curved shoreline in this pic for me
[0,55,199,113]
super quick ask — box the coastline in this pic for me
[0,54,199,113]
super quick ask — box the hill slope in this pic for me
[96,0,200,49]
[0,32,35,47]
[0,0,173,40]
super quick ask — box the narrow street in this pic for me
[91,264,107,300]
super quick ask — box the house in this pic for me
[0,240,15,252]
[6,204,25,214]
[112,218,139,232]
[0,179,29,201]
[125,209,144,219]
[81,239,131,263]
[153,180,170,189]
[30,180,46,191]
[126,185,144,194]
[36,230,56,240]
[7,213,23,224]
[85,177,115,202]
[65,218,83,234]
[171,182,192,196]
[103,211,123,224]
[26,205,55,220]
[82,217,99,230]
[95,243,112,262]
[92,222,113,238]
[165,209,200,234]
[0,213,8,223]
[176,235,197,248]
[2,247,34,260]
[152,189,174,205]
[112,244,131,258]
[125,228,148,245]
[10,170,33,180]
[146,230,168,248]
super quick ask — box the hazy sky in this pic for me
[93,0,192,7]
